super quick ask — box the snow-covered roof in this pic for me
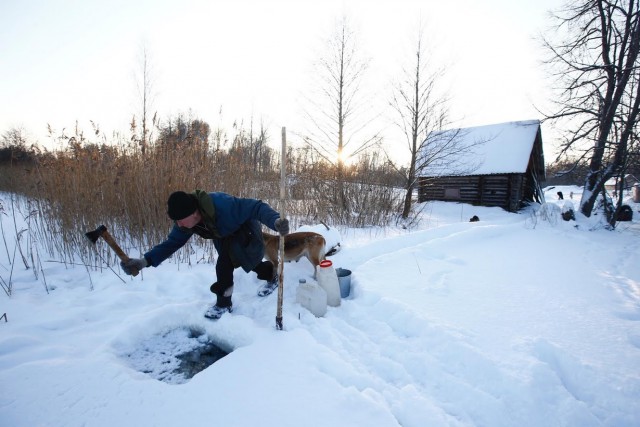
[419,120,541,177]
[604,174,638,187]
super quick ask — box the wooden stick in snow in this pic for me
[276,127,286,331]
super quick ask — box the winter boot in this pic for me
[257,273,279,297]
[205,283,233,320]
[204,302,232,320]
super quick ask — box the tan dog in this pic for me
[263,231,327,278]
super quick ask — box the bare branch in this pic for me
[541,0,640,223]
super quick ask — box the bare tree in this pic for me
[302,16,381,209]
[542,0,640,226]
[389,24,452,218]
[132,42,157,154]
[1,126,29,150]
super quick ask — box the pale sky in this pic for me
[0,0,562,163]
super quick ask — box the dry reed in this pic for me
[0,121,403,278]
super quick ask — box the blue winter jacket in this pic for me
[144,191,280,272]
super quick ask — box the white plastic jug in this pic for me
[296,279,327,317]
[317,260,341,307]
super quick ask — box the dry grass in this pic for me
[0,123,403,279]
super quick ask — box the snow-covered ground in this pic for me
[1,186,639,426]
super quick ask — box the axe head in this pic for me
[85,224,107,244]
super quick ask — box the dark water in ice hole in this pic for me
[175,339,229,379]
[126,326,231,383]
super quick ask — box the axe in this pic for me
[85,225,139,277]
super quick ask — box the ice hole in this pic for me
[176,337,229,380]
[123,326,230,384]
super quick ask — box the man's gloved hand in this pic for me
[120,257,148,275]
[274,218,289,236]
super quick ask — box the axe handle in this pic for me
[100,229,139,277]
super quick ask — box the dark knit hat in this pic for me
[167,191,198,220]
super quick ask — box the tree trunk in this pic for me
[402,151,417,218]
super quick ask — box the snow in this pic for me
[421,120,541,176]
[1,186,640,427]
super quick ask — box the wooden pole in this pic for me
[276,127,286,330]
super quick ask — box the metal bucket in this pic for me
[335,267,352,298]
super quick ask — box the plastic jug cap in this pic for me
[319,260,333,268]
